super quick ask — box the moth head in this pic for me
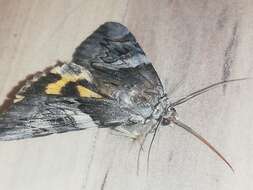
[161,107,178,126]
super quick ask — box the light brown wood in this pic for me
[0,0,253,189]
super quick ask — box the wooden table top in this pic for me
[0,0,252,189]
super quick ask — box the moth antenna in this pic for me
[171,78,252,107]
[146,118,162,174]
[172,119,234,172]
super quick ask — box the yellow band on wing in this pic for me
[45,63,102,98]
[45,77,71,95]
[46,75,102,98]
[76,85,102,98]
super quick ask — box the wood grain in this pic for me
[0,0,253,189]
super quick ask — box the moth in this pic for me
[0,22,248,171]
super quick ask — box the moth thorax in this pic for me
[151,96,169,120]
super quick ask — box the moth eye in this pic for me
[162,118,171,125]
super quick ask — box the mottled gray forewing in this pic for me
[0,96,96,140]
[73,22,165,119]
[0,95,134,141]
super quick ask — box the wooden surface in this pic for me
[0,0,253,189]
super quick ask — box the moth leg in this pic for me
[111,127,146,153]
[110,126,141,140]
[109,129,132,138]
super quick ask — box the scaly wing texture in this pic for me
[72,22,165,119]
[0,22,165,140]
